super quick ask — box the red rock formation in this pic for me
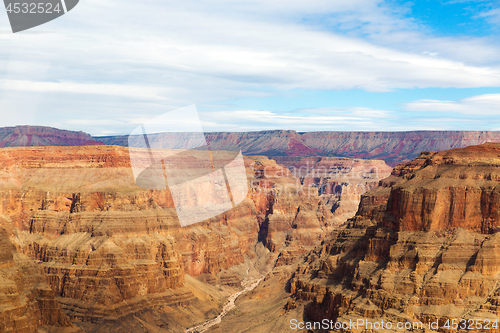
[0,144,393,331]
[0,226,75,333]
[386,143,500,233]
[290,143,500,332]
[0,145,377,330]
[0,146,256,328]
[249,156,339,261]
[98,130,500,165]
[272,156,392,223]
[0,126,102,147]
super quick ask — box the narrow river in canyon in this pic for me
[185,276,265,333]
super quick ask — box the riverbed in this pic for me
[185,276,265,333]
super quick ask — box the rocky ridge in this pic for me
[0,145,390,332]
[0,226,75,333]
[98,130,500,165]
[2,126,499,166]
[271,156,392,224]
[0,126,102,148]
[289,143,500,332]
[0,146,257,330]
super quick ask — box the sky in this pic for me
[1,0,500,135]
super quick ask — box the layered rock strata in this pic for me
[290,143,500,332]
[99,130,500,165]
[249,156,339,264]
[0,145,381,331]
[0,126,101,147]
[2,126,500,166]
[271,156,392,224]
[0,146,257,327]
[0,226,74,333]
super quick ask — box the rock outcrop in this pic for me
[0,126,102,147]
[98,130,500,166]
[0,146,258,327]
[290,143,500,332]
[249,156,338,265]
[0,226,75,333]
[2,126,499,167]
[271,157,392,224]
[0,145,386,331]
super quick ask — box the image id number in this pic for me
[6,2,62,14]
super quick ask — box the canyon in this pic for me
[271,156,392,225]
[3,125,500,332]
[286,143,500,332]
[0,144,390,332]
[3,126,500,166]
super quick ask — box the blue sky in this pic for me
[1,0,500,135]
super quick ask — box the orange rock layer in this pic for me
[0,145,381,331]
[290,143,500,332]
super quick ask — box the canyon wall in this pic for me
[2,126,499,167]
[0,145,389,332]
[271,156,392,224]
[290,143,500,332]
[0,226,74,333]
[0,126,102,147]
[0,146,257,330]
[98,130,500,166]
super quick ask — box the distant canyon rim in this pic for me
[0,125,499,332]
[3,125,500,165]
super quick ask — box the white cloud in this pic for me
[2,0,500,92]
[0,79,169,100]
[197,107,496,132]
[1,0,500,133]
[404,94,500,115]
[198,108,397,132]
[297,107,392,118]
[477,7,500,26]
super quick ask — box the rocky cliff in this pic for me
[0,145,389,332]
[98,130,500,166]
[0,126,102,147]
[290,143,500,332]
[2,126,499,167]
[0,225,76,333]
[271,156,392,224]
[0,146,257,330]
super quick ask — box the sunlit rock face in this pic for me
[386,144,500,233]
[290,143,500,331]
[0,146,257,325]
[0,145,388,330]
[0,226,73,333]
[271,156,392,224]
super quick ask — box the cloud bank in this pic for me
[0,0,499,134]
